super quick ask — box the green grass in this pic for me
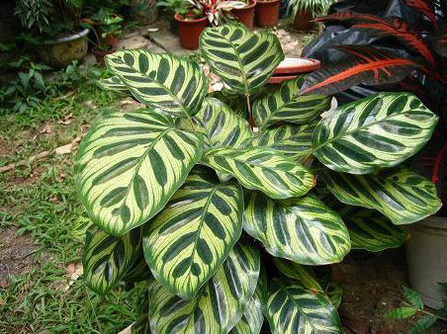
[0,66,146,333]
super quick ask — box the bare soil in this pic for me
[0,227,36,281]
[335,249,447,334]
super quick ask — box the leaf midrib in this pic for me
[113,56,193,119]
[312,107,428,152]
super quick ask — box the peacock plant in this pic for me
[76,23,442,333]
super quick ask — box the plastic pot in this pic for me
[174,14,208,50]
[232,0,257,30]
[255,0,280,27]
[293,9,314,31]
[38,28,89,68]
[406,216,447,309]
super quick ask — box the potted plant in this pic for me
[255,0,281,27]
[299,1,447,309]
[286,0,334,30]
[231,0,257,29]
[14,0,90,68]
[174,8,208,50]
[82,9,124,49]
[76,24,441,333]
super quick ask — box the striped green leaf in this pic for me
[252,76,331,130]
[312,92,438,174]
[404,286,424,309]
[105,50,208,117]
[250,123,315,160]
[122,252,151,282]
[386,306,417,319]
[231,283,264,334]
[243,192,350,265]
[202,147,315,199]
[182,97,252,148]
[200,24,284,95]
[143,169,243,300]
[322,168,442,225]
[273,258,322,291]
[148,242,260,334]
[326,283,343,309]
[98,75,128,95]
[339,206,409,252]
[75,110,204,236]
[274,258,343,308]
[82,225,142,294]
[410,315,438,334]
[265,279,342,334]
[273,258,343,308]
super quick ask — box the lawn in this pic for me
[0,65,146,333]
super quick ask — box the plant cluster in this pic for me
[286,0,335,19]
[387,286,447,333]
[157,0,246,25]
[0,61,106,114]
[76,23,442,333]
[301,0,447,207]
[14,0,128,39]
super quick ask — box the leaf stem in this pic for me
[246,94,255,129]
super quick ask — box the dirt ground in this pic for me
[335,249,447,334]
[0,227,36,281]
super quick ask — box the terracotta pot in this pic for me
[175,14,208,50]
[232,0,257,30]
[255,0,280,27]
[93,46,115,65]
[293,9,314,31]
[268,57,321,84]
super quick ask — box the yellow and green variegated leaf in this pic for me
[82,225,142,294]
[105,50,208,117]
[231,286,264,334]
[252,76,331,130]
[265,279,342,334]
[98,75,129,95]
[75,110,204,236]
[273,258,322,292]
[313,92,438,174]
[148,241,260,334]
[122,252,151,282]
[326,283,343,309]
[339,206,409,252]
[181,97,252,148]
[274,258,342,308]
[244,192,351,265]
[200,24,284,95]
[202,147,315,199]
[250,123,316,160]
[143,169,243,300]
[322,168,442,225]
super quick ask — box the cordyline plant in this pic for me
[75,24,442,333]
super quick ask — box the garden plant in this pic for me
[76,23,442,333]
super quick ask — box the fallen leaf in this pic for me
[118,324,134,334]
[0,163,15,173]
[64,262,83,292]
[58,113,74,125]
[55,144,73,155]
[32,124,54,140]
[0,279,9,289]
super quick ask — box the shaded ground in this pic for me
[336,249,447,334]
